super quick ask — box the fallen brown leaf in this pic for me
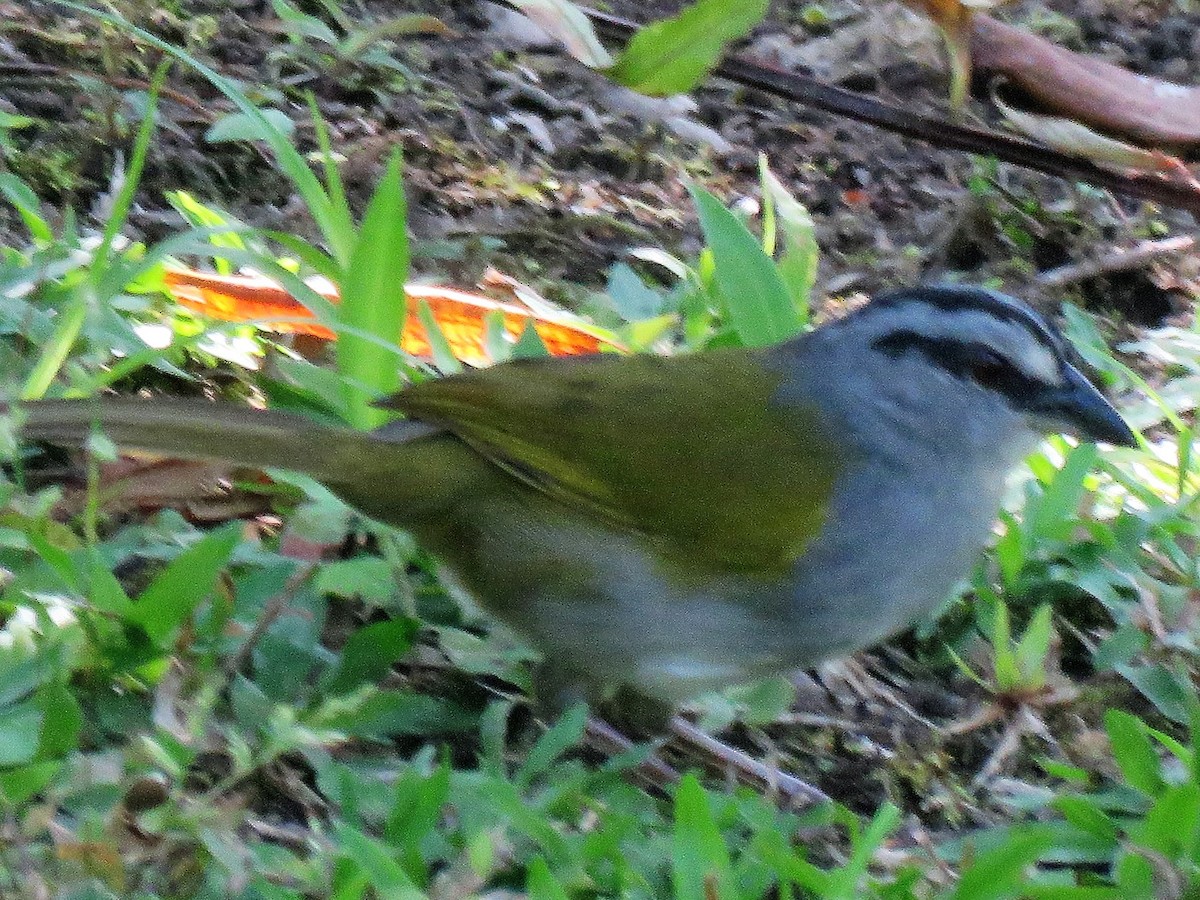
[972,14,1200,154]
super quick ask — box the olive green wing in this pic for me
[380,349,844,576]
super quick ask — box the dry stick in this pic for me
[222,562,317,679]
[669,716,832,807]
[587,716,832,807]
[0,62,213,115]
[582,9,1200,216]
[1036,234,1198,287]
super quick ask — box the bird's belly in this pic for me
[432,467,1007,704]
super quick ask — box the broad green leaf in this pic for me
[316,557,396,605]
[130,523,243,647]
[0,173,53,243]
[949,827,1054,900]
[688,184,799,346]
[319,690,477,737]
[1131,781,1200,855]
[0,761,61,806]
[384,758,451,853]
[1051,796,1119,845]
[0,701,43,767]
[607,262,666,322]
[323,619,419,696]
[609,0,769,96]
[1104,709,1164,796]
[673,774,736,900]
[1118,662,1193,723]
[34,683,82,758]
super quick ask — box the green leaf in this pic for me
[688,183,800,346]
[1051,796,1119,845]
[1118,663,1192,724]
[1104,709,1164,796]
[333,821,425,900]
[990,601,1020,691]
[1014,604,1053,688]
[606,262,665,322]
[384,758,451,857]
[205,108,297,143]
[417,298,463,374]
[323,619,418,696]
[130,523,243,647]
[337,149,410,428]
[316,557,396,605]
[0,173,53,243]
[609,0,769,96]
[760,157,817,323]
[56,1,351,264]
[516,702,588,789]
[825,803,901,899]
[511,319,552,358]
[0,761,61,805]
[34,683,82,758]
[949,827,1054,900]
[1027,443,1099,539]
[0,701,43,766]
[526,856,570,900]
[673,774,737,900]
[320,690,477,737]
[21,292,86,400]
[1131,781,1200,855]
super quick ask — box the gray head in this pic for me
[782,285,1137,468]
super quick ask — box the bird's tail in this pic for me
[9,398,485,528]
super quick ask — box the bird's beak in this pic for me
[1029,364,1138,447]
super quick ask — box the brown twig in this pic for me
[581,9,1200,215]
[0,62,213,116]
[669,716,832,807]
[221,562,317,679]
[1036,234,1198,287]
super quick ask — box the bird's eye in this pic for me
[967,347,1011,390]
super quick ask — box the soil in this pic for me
[3,0,1198,322]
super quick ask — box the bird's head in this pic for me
[785,285,1137,465]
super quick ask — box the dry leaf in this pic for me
[163,268,621,365]
[504,0,614,68]
[992,85,1194,177]
[973,14,1200,153]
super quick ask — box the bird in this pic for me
[11,284,1136,724]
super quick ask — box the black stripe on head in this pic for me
[870,285,1065,357]
[873,330,1050,409]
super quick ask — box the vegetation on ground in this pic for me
[1,0,1200,897]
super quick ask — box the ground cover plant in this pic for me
[1,0,1200,897]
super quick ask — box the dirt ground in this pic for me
[3,0,1198,324]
